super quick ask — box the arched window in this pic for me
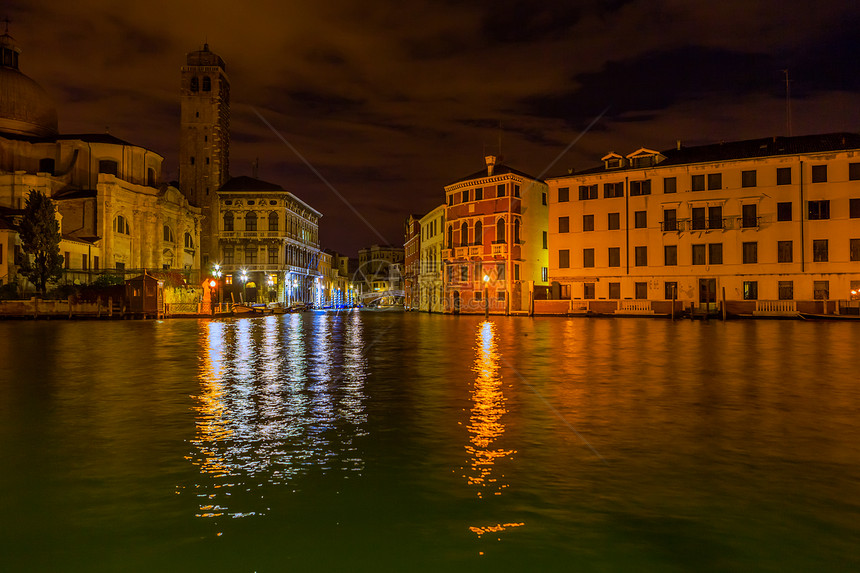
[163,225,175,243]
[268,212,278,231]
[99,160,118,176]
[190,76,199,92]
[223,211,234,231]
[460,221,469,246]
[514,218,521,244]
[147,167,156,187]
[184,232,194,249]
[447,225,453,249]
[245,212,257,232]
[474,220,483,245]
[496,218,505,243]
[202,76,211,91]
[113,215,130,235]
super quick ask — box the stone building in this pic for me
[442,156,549,314]
[403,214,421,310]
[179,44,230,268]
[0,29,200,290]
[214,175,321,304]
[356,244,404,298]
[418,203,445,312]
[544,133,860,316]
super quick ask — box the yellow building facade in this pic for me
[418,203,445,312]
[545,134,860,316]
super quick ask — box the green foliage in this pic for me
[16,190,63,295]
[92,274,125,287]
[0,281,20,300]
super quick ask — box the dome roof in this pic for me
[0,33,58,138]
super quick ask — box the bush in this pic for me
[0,282,21,300]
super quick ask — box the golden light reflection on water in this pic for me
[465,320,522,539]
[184,312,368,520]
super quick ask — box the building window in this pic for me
[448,195,453,206]
[514,264,520,280]
[579,184,598,200]
[808,200,830,220]
[558,187,568,202]
[583,283,595,299]
[202,76,211,91]
[777,167,792,185]
[514,219,521,244]
[663,209,677,231]
[741,170,757,188]
[811,164,827,183]
[497,184,506,198]
[461,190,469,203]
[268,212,278,231]
[664,245,677,266]
[223,212,234,231]
[849,198,860,218]
[558,216,569,233]
[474,291,482,301]
[663,177,677,194]
[742,242,757,264]
[514,185,521,198]
[850,238,860,262]
[608,212,620,230]
[850,163,860,181]
[608,247,620,267]
[664,282,677,300]
[708,243,723,264]
[190,76,199,91]
[190,156,195,165]
[98,160,118,176]
[113,214,130,234]
[542,231,547,249]
[497,291,506,302]
[813,239,828,262]
[0,243,3,265]
[608,282,621,299]
[692,244,706,265]
[634,246,647,266]
[474,221,483,245]
[692,207,706,230]
[778,281,793,300]
[634,282,647,299]
[460,222,469,246]
[692,174,705,191]
[184,233,194,249]
[742,204,758,227]
[163,225,175,243]
[583,214,594,231]
[268,247,278,265]
[559,249,570,268]
[541,192,546,205]
[583,248,595,268]
[460,265,469,282]
[743,281,758,300]
[813,281,830,300]
[496,219,505,243]
[708,173,722,190]
[777,202,792,221]
[604,182,624,198]
[708,206,723,229]
[634,210,647,228]
[541,267,548,282]
[630,179,651,196]
[475,187,483,200]
[64,251,70,269]
[778,241,793,263]
[245,212,258,232]
[245,247,257,264]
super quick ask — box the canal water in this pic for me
[1,313,859,572]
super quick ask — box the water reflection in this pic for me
[465,320,521,538]
[186,312,368,519]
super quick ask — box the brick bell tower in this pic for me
[179,43,230,268]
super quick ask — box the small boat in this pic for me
[232,303,271,315]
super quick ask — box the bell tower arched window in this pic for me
[190,76,199,92]
[202,76,211,91]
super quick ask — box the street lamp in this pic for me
[483,274,490,318]
[240,270,248,303]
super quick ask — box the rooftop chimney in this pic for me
[485,155,497,176]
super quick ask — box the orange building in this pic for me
[442,156,549,314]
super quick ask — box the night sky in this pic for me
[7,0,860,254]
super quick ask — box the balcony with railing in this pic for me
[492,242,508,256]
[220,230,285,240]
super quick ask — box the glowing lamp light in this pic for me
[209,279,217,288]
[483,274,490,283]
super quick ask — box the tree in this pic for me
[16,190,63,295]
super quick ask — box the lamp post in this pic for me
[483,274,490,318]
[212,264,223,311]
[240,270,248,303]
